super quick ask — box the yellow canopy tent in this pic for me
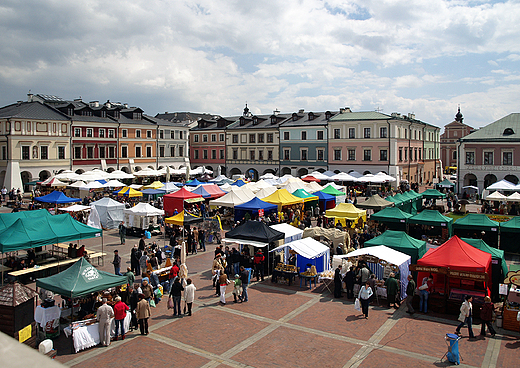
[262,189,304,210]
[164,211,203,226]
[116,187,143,198]
[142,181,165,190]
[325,203,367,227]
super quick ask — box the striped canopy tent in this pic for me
[113,187,143,198]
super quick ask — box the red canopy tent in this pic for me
[416,236,492,303]
[163,188,203,217]
[301,175,320,182]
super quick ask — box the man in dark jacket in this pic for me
[406,274,416,314]
[112,250,122,275]
[253,250,265,281]
[131,245,140,276]
[384,272,399,308]
[344,266,356,299]
[240,266,249,302]
[334,265,343,298]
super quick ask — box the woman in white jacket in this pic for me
[455,295,475,339]
[184,278,196,316]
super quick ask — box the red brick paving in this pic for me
[153,307,270,355]
[358,349,434,368]
[496,335,520,367]
[231,326,360,368]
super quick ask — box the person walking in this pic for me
[456,295,476,339]
[253,249,265,282]
[118,221,126,245]
[232,274,243,303]
[405,274,416,315]
[136,293,151,335]
[419,275,434,313]
[131,245,141,276]
[169,278,184,317]
[240,266,249,302]
[129,283,142,331]
[112,250,122,276]
[344,266,356,299]
[139,251,149,275]
[198,228,206,251]
[113,296,129,341]
[184,278,196,316]
[334,265,343,298]
[480,296,496,338]
[219,271,230,305]
[384,272,399,308]
[358,281,373,319]
[125,267,135,289]
[96,298,114,346]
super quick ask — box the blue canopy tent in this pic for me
[191,185,213,198]
[185,178,204,187]
[35,191,81,204]
[140,188,166,200]
[314,191,336,211]
[231,179,247,187]
[234,197,278,222]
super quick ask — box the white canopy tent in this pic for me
[486,179,516,191]
[123,203,164,230]
[304,182,324,193]
[209,189,255,208]
[337,245,411,300]
[270,237,331,273]
[255,186,277,199]
[69,180,87,188]
[80,181,105,190]
[103,180,126,188]
[309,171,331,181]
[90,197,125,229]
[507,192,520,202]
[331,172,357,182]
[270,223,303,243]
[58,204,91,212]
[486,191,507,201]
[107,170,135,179]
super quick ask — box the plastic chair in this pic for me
[440,333,463,365]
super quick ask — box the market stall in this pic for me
[262,189,305,211]
[319,185,346,204]
[302,227,349,249]
[498,216,520,253]
[325,203,366,228]
[385,193,411,214]
[234,197,278,222]
[123,203,164,237]
[355,194,394,212]
[408,209,454,240]
[369,206,412,231]
[163,187,204,216]
[414,236,492,314]
[90,198,125,230]
[313,190,336,211]
[208,187,255,209]
[501,270,520,332]
[291,189,319,212]
[453,214,500,248]
[337,245,412,300]
[364,230,427,264]
[270,223,303,244]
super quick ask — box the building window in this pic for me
[108,146,115,158]
[301,131,307,140]
[211,134,216,142]
[108,129,115,138]
[284,149,290,160]
[380,149,388,161]
[364,128,371,138]
[317,149,324,161]
[159,130,164,139]
[284,132,290,140]
[146,130,152,139]
[122,129,128,138]
[99,146,106,158]
[349,128,355,139]
[232,149,238,160]
[74,146,82,159]
[58,146,65,160]
[74,128,81,137]
[86,128,93,137]
[317,131,324,140]
[258,150,264,160]
[86,146,93,159]
[170,131,175,139]
[211,150,216,159]
[170,146,175,157]
[1,146,6,160]
[136,130,141,138]
[348,149,355,161]
[301,149,307,160]
[250,150,255,161]
[484,151,493,165]
[203,150,208,159]
[202,134,208,142]
[178,146,183,157]
[334,129,340,139]
[399,148,403,162]
[267,133,274,143]
[249,134,256,143]
[178,131,183,139]
[146,146,152,157]
[159,146,165,157]
[194,134,199,143]
[219,133,225,142]
[99,129,105,138]
[22,146,30,160]
[414,148,418,161]
[38,146,47,160]
[418,149,421,161]
[267,150,273,160]
[121,146,128,158]
[334,148,341,161]
[363,149,372,161]
[232,134,238,143]
[258,134,264,143]
[194,150,199,159]
[380,127,387,138]
[135,146,141,157]
[503,152,513,166]
[219,149,224,159]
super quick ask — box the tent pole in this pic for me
[1,252,4,286]
[102,234,104,267]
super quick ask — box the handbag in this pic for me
[167,297,174,310]
[354,298,361,311]
[149,299,156,308]
[418,284,428,291]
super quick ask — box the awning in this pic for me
[221,238,268,248]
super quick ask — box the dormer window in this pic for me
[239,117,246,126]
[133,112,142,119]
[292,113,298,121]
[308,112,314,121]
[503,128,515,136]
[68,108,74,116]
[271,116,277,124]
[325,111,332,120]
[252,117,258,125]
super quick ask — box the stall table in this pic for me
[272,270,297,286]
[299,274,318,289]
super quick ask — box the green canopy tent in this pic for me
[401,191,419,215]
[292,189,319,211]
[36,257,126,299]
[355,194,394,212]
[461,237,508,301]
[364,230,427,264]
[453,214,500,248]
[408,210,454,239]
[320,185,345,197]
[421,188,446,199]
[369,206,412,231]
[437,179,456,190]
[0,209,52,231]
[389,193,411,213]
[500,217,520,253]
[408,190,423,211]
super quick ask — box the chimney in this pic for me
[298,109,304,114]
[124,103,129,109]
[339,107,352,113]
[391,112,401,118]
[89,101,99,108]
[408,113,415,120]
[273,109,280,116]
[27,92,33,102]
[74,98,82,102]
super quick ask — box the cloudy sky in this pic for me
[1,0,519,129]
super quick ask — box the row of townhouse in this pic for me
[190,105,442,184]
[0,94,190,188]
